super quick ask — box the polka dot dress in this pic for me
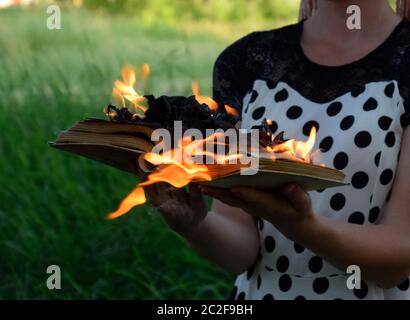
[213,20,410,300]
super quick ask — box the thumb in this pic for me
[189,184,205,207]
[231,187,274,209]
[282,184,312,214]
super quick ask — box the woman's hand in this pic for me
[201,183,315,239]
[144,183,208,239]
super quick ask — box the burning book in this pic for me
[50,64,346,219]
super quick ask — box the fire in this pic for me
[105,64,321,219]
[140,164,212,189]
[141,63,150,82]
[107,186,146,220]
[112,64,148,113]
[140,133,243,188]
[192,82,239,117]
[192,81,218,111]
[107,133,243,219]
[107,128,318,219]
[110,66,240,119]
[224,104,239,117]
[267,127,317,162]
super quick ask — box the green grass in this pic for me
[0,7,235,299]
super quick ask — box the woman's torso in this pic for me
[213,19,410,300]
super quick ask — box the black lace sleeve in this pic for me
[212,33,255,112]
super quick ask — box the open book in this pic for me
[50,119,346,191]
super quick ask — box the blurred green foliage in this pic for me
[77,0,299,23]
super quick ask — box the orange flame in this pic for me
[140,164,212,189]
[107,133,243,218]
[112,64,148,113]
[106,65,322,220]
[141,63,150,82]
[267,127,317,162]
[191,82,239,117]
[107,186,146,219]
[225,104,239,117]
[192,81,218,111]
[107,128,319,219]
[140,133,242,188]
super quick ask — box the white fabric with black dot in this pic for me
[231,80,410,300]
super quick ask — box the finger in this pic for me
[189,184,204,207]
[157,198,180,217]
[201,186,245,208]
[282,183,312,214]
[144,184,160,206]
[137,165,148,180]
[171,187,189,204]
[231,187,280,209]
[156,183,173,201]
[137,166,159,205]
[157,183,188,204]
[230,187,291,219]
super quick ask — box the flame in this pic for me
[192,82,238,117]
[140,133,242,188]
[105,65,323,220]
[140,164,212,188]
[141,63,150,82]
[107,133,243,218]
[103,106,119,120]
[107,186,146,219]
[267,127,317,162]
[122,64,136,87]
[107,128,319,219]
[192,81,218,111]
[225,104,239,117]
[112,64,148,113]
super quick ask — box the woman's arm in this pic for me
[186,199,260,275]
[202,128,410,288]
[293,209,410,288]
[144,182,259,275]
